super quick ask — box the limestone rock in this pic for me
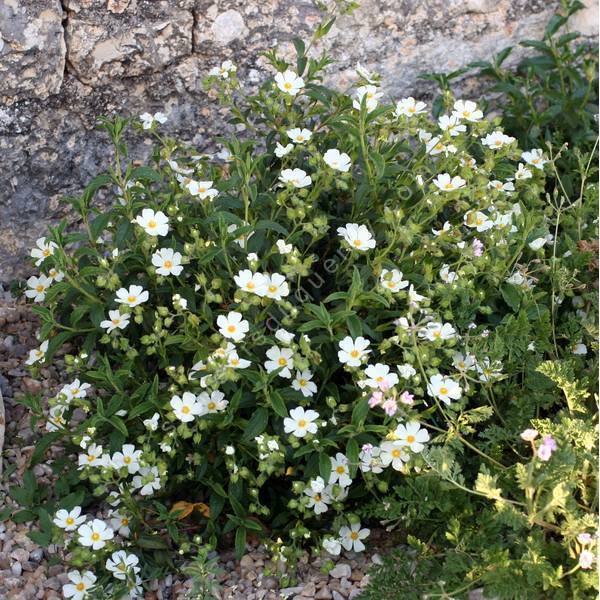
[0,0,66,102]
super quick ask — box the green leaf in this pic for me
[242,408,269,441]
[270,390,288,418]
[500,283,521,312]
[346,438,359,477]
[235,527,247,559]
[319,452,331,484]
[351,397,369,428]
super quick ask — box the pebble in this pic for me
[0,293,393,600]
[329,563,352,579]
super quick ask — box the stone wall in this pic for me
[0,0,597,281]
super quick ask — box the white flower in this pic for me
[111,444,142,474]
[433,173,466,192]
[427,374,462,404]
[53,506,86,531]
[287,128,312,143]
[506,271,526,286]
[209,59,236,78]
[78,444,105,468]
[353,85,382,112]
[100,309,130,333]
[61,379,91,401]
[275,142,294,157]
[171,392,203,422]
[78,519,113,550]
[227,222,254,249]
[63,570,96,600]
[225,344,251,369]
[108,511,131,537]
[292,370,318,397]
[394,97,426,117]
[46,405,68,432]
[408,285,426,306]
[452,352,476,372]
[380,440,410,470]
[397,364,416,379]
[528,237,547,251]
[359,445,384,474]
[439,264,458,283]
[330,453,352,487]
[258,273,289,300]
[339,522,370,552]
[476,358,503,382]
[380,268,408,292]
[488,180,515,194]
[419,322,457,341]
[30,237,58,266]
[190,180,218,200]
[106,550,140,581]
[283,406,319,438]
[264,346,294,378]
[26,340,49,365]
[139,112,167,129]
[481,130,515,149]
[275,70,304,95]
[572,342,587,356]
[279,168,312,188]
[197,390,228,415]
[322,536,342,556]
[276,239,293,254]
[394,421,430,453]
[275,328,295,345]
[432,221,452,236]
[47,268,64,282]
[323,149,352,172]
[234,269,267,295]
[132,466,161,496]
[337,223,376,251]
[364,363,399,389]
[304,485,331,515]
[452,100,483,122]
[426,137,457,156]
[464,211,493,232]
[217,311,249,342]
[115,285,149,307]
[25,274,52,303]
[152,248,183,276]
[134,208,169,236]
[521,148,547,169]
[515,163,533,180]
[338,336,371,367]
[355,61,376,83]
[438,114,466,136]
[143,412,159,431]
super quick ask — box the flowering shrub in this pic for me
[12,11,598,600]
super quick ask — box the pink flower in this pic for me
[472,238,484,256]
[578,549,595,570]
[537,437,557,462]
[361,443,374,454]
[378,380,390,392]
[399,391,414,405]
[382,399,398,416]
[537,444,552,461]
[577,533,593,545]
[368,391,384,408]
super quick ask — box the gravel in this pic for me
[0,286,388,600]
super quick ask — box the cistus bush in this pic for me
[12,7,598,600]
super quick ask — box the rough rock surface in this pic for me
[0,0,598,281]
